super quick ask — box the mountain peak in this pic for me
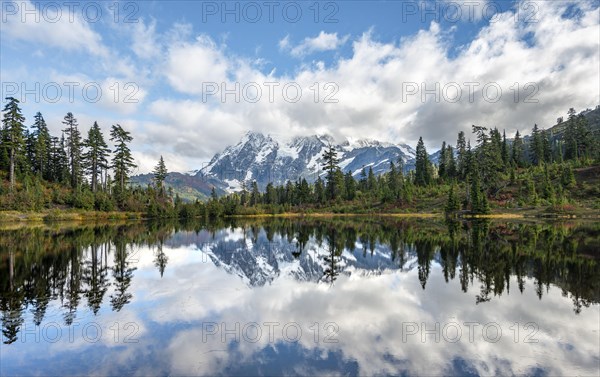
[199,132,418,193]
[241,130,268,144]
[316,134,335,144]
[342,137,395,149]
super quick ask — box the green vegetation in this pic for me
[1,97,599,220]
[0,97,174,217]
[204,106,600,218]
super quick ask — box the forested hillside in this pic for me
[1,96,599,219]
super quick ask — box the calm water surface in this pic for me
[1,218,599,376]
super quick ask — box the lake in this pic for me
[1,217,599,376]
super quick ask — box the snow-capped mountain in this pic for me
[132,131,417,198]
[200,131,416,192]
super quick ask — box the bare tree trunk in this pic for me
[9,148,15,190]
[91,161,97,192]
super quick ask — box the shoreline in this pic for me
[0,210,143,223]
[229,212,596,220]
[2,208,598,224]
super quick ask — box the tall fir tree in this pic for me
[331,168,346,200]
[250,181,260,205]
[501,130,509,164]
[1,97,27,189]
[367,167,377,191]
[25,128,36,174]
[414,137,432,186]
[511,130,524,167]
[110,124,137,194]
[265,182,277,204]
[29,112,52,180]
[575,114,594,160]
[358,168,367,191]
[469,170,489,214]
[470,125,502,189]
[456,131,467,179]
[53,134,71,185]
[62,112,83,189]
[345,171,357,200]
[481,127,504,189]
[387,161,399,200]
[542,129,553,163]
[297,178,311,204]
[83,121,110,192]
[563,108,578,160]
[49,135,70,184]
[530,123,544,165]
[152,155,168,195]
[445,144,457,179]
[284,180,296,204]
[322,144,341,200]
[438,141,447,181]
[314,177,326,204]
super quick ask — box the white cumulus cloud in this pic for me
[281,31,350,57]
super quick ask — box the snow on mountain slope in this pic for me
[199,132,416,192]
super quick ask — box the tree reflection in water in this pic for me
[1,217,598,344]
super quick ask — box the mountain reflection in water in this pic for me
[1,218,599,376]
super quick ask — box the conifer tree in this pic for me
[110,124,136,193]
[284,180,296,204]
[49,135,70,184]
[62,112,83,189]
[1,97,26,189]
[512,130,524,167]
[332,169,346,201]
[541,165,555,201]
[481,127,503,189]
[83,122,110,192]
[560,164,575,188]
[531,124,544,165]
[445,184,460,215]
[456,131,467,179]
[414,137,431,186]
[438,141,447,180]
[297,178,311,204]
[469,172,489,214]
[367,167,377,191]
[501,130,509,164]
[322,144,340,200]
[575,114,594,160]
[358,168,368,191]
[314,177,326,204]
[250,181,260,205]
[344,171,356,200]
[542,129,553,163]
[445,144,457,179]
[564,108,578,160]
[387,161,399,199]
[265,182,277,204]
[152,155,168,195]
[29,112,52,180]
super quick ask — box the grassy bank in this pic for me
[0,210,143,223]
[229,207,600,220]
[2,203,598,226]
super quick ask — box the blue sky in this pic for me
[1,0,599,173]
